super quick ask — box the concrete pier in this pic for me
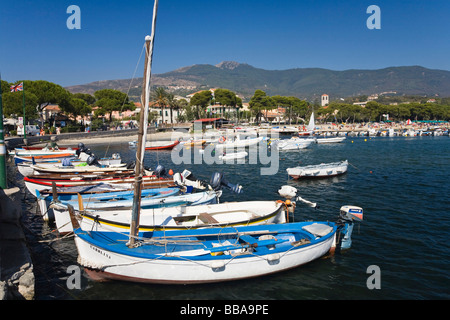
[0,185,34,299]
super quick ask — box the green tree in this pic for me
[214,88,242,121]
[189,90,212,119]
[25,80,73,114]
[94,89,134,122]
[249,90,274,124]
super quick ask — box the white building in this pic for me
[321,94,329,107]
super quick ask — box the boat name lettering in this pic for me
[90,245,111,259]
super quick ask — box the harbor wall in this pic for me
[0,186,34,300]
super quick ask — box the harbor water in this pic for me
[18,135,450,300]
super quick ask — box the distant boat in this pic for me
[145,140,180,150]
[315,137,346,144]
[272,137,314,151]
[215,136,263,150]
[287,160,348,179]
[182,139,206,147]
[219,151,248,161]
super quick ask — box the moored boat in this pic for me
[287,160,349,179]
[145,140,180,150]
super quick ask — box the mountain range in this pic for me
[66,61,450,102]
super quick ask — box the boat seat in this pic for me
[199,212,219,224]
[239,234,258,245]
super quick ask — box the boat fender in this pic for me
[267,253,280,262]
[210,261,225,270]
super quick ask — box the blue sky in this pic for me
[1,0,449,86]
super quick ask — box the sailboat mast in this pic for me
[128,0,159,247]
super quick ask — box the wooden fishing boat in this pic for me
[56,199,284,234]
[50,190,221,234]
[14,153,76,165]
[145,140,180,150]
[17,154,124,176]
[37,187,181,221]
[72,220,337,284]
[287,160,349,179]
[14,147,77,157]
[29,162,128,175]
[24,174,175,197]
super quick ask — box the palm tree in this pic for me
[151,87,168,125]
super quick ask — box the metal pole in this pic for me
[0,74,8,188]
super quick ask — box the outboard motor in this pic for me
[278,185,317,208]
[337,205,363,250]
[86,155,99,166]
[126,161,135,169]
[154,164,167,178]
[210,172,243,194]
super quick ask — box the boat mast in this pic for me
[128,0,159,247]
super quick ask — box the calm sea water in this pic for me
[19,135,450,300]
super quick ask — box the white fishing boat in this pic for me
[315,136,346,144]
[287,160,349,179]
[72,220,337,284]
[13,147,77,157]
[272,137,314,151]
[214,136,263,150]
[54,198,284,235]
[17,152,123,177]
[219,151,248,161]
[29,160,128,175]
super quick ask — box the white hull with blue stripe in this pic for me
[73,221,336,284]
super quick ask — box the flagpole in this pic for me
[0,73,8,188]
[22,82,26,140]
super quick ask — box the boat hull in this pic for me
[145,140,180,150]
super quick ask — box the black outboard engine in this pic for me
[86,155,99,166]
[154,164,167,178]
[210,172,243,194]
[126,161,136,169]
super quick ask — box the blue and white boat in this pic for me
[36,187,181,220]
[73,220,335,284]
